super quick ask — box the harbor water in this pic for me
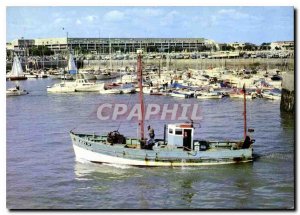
[6,79,294,209]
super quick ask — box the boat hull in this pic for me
[7,76,28,81]
[262,93,281,100]
[229,94,254,100]
[75,83,104,92]
[47,86,75,93]
[70,132,253,167]
[169,93,189,98]
[99,89,121,94]
[6,90,28,96]
[196,95,222,99]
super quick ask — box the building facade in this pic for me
[270,41,294,50]
[7,37,218,55]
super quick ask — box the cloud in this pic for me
[218,9,236,14]
[217,8,250,19]
[54,18,64,24]
[85,15,97,22]
[141,8,164,16]
[76,19,82,25]
[160,10,179,26]
[103,10,125,22]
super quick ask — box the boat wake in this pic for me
[255,152,294,161]
[102,163,133,169]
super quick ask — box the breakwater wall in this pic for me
[280,73,295,113]
[6,58,294,71]
[83,58,294,70]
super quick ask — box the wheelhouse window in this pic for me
[175,129,182,135]
[169,128,173,134]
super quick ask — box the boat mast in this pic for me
[243,83,247,139]
[137,51,145,140]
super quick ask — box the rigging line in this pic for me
[73,96,106,131]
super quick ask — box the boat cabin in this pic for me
[76,79,89,84]
[167,123,194,150]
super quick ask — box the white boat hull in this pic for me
[75,83,104,92]
[99,89,121,94]
[47,85,75,93]
[6,89,28,96]
[262,94,281,100]
[25,74,38,78]
[229,94,254,100]
[73,144,251,167]
[196,94,222,99]
[170,93,188,98]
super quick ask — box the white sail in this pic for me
[68,54,77,74]
[11,56,24,76]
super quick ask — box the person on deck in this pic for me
[146,125,155,149]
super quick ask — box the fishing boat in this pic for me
[70,52,254,167]
[6,56,28,81]
[6,85,28,96]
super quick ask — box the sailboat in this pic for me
[70,51,254,167]
[6,56,27,81]
[47,54,77,93]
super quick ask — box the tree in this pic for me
[29,45,54,56]
[244,44,257,51]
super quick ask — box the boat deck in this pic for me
[73,132,244,151]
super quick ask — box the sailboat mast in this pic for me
[137,52,145,140]
[243,83,247,139]
[109,38,112,72]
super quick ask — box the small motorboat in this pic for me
[6,86,28,96]
[262,89,281,100]
[169,91,190,98]
[196,91,222,99]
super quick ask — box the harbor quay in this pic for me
[6,56,294,71]
[82,58,294,71]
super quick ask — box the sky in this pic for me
[6,6,294,45]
